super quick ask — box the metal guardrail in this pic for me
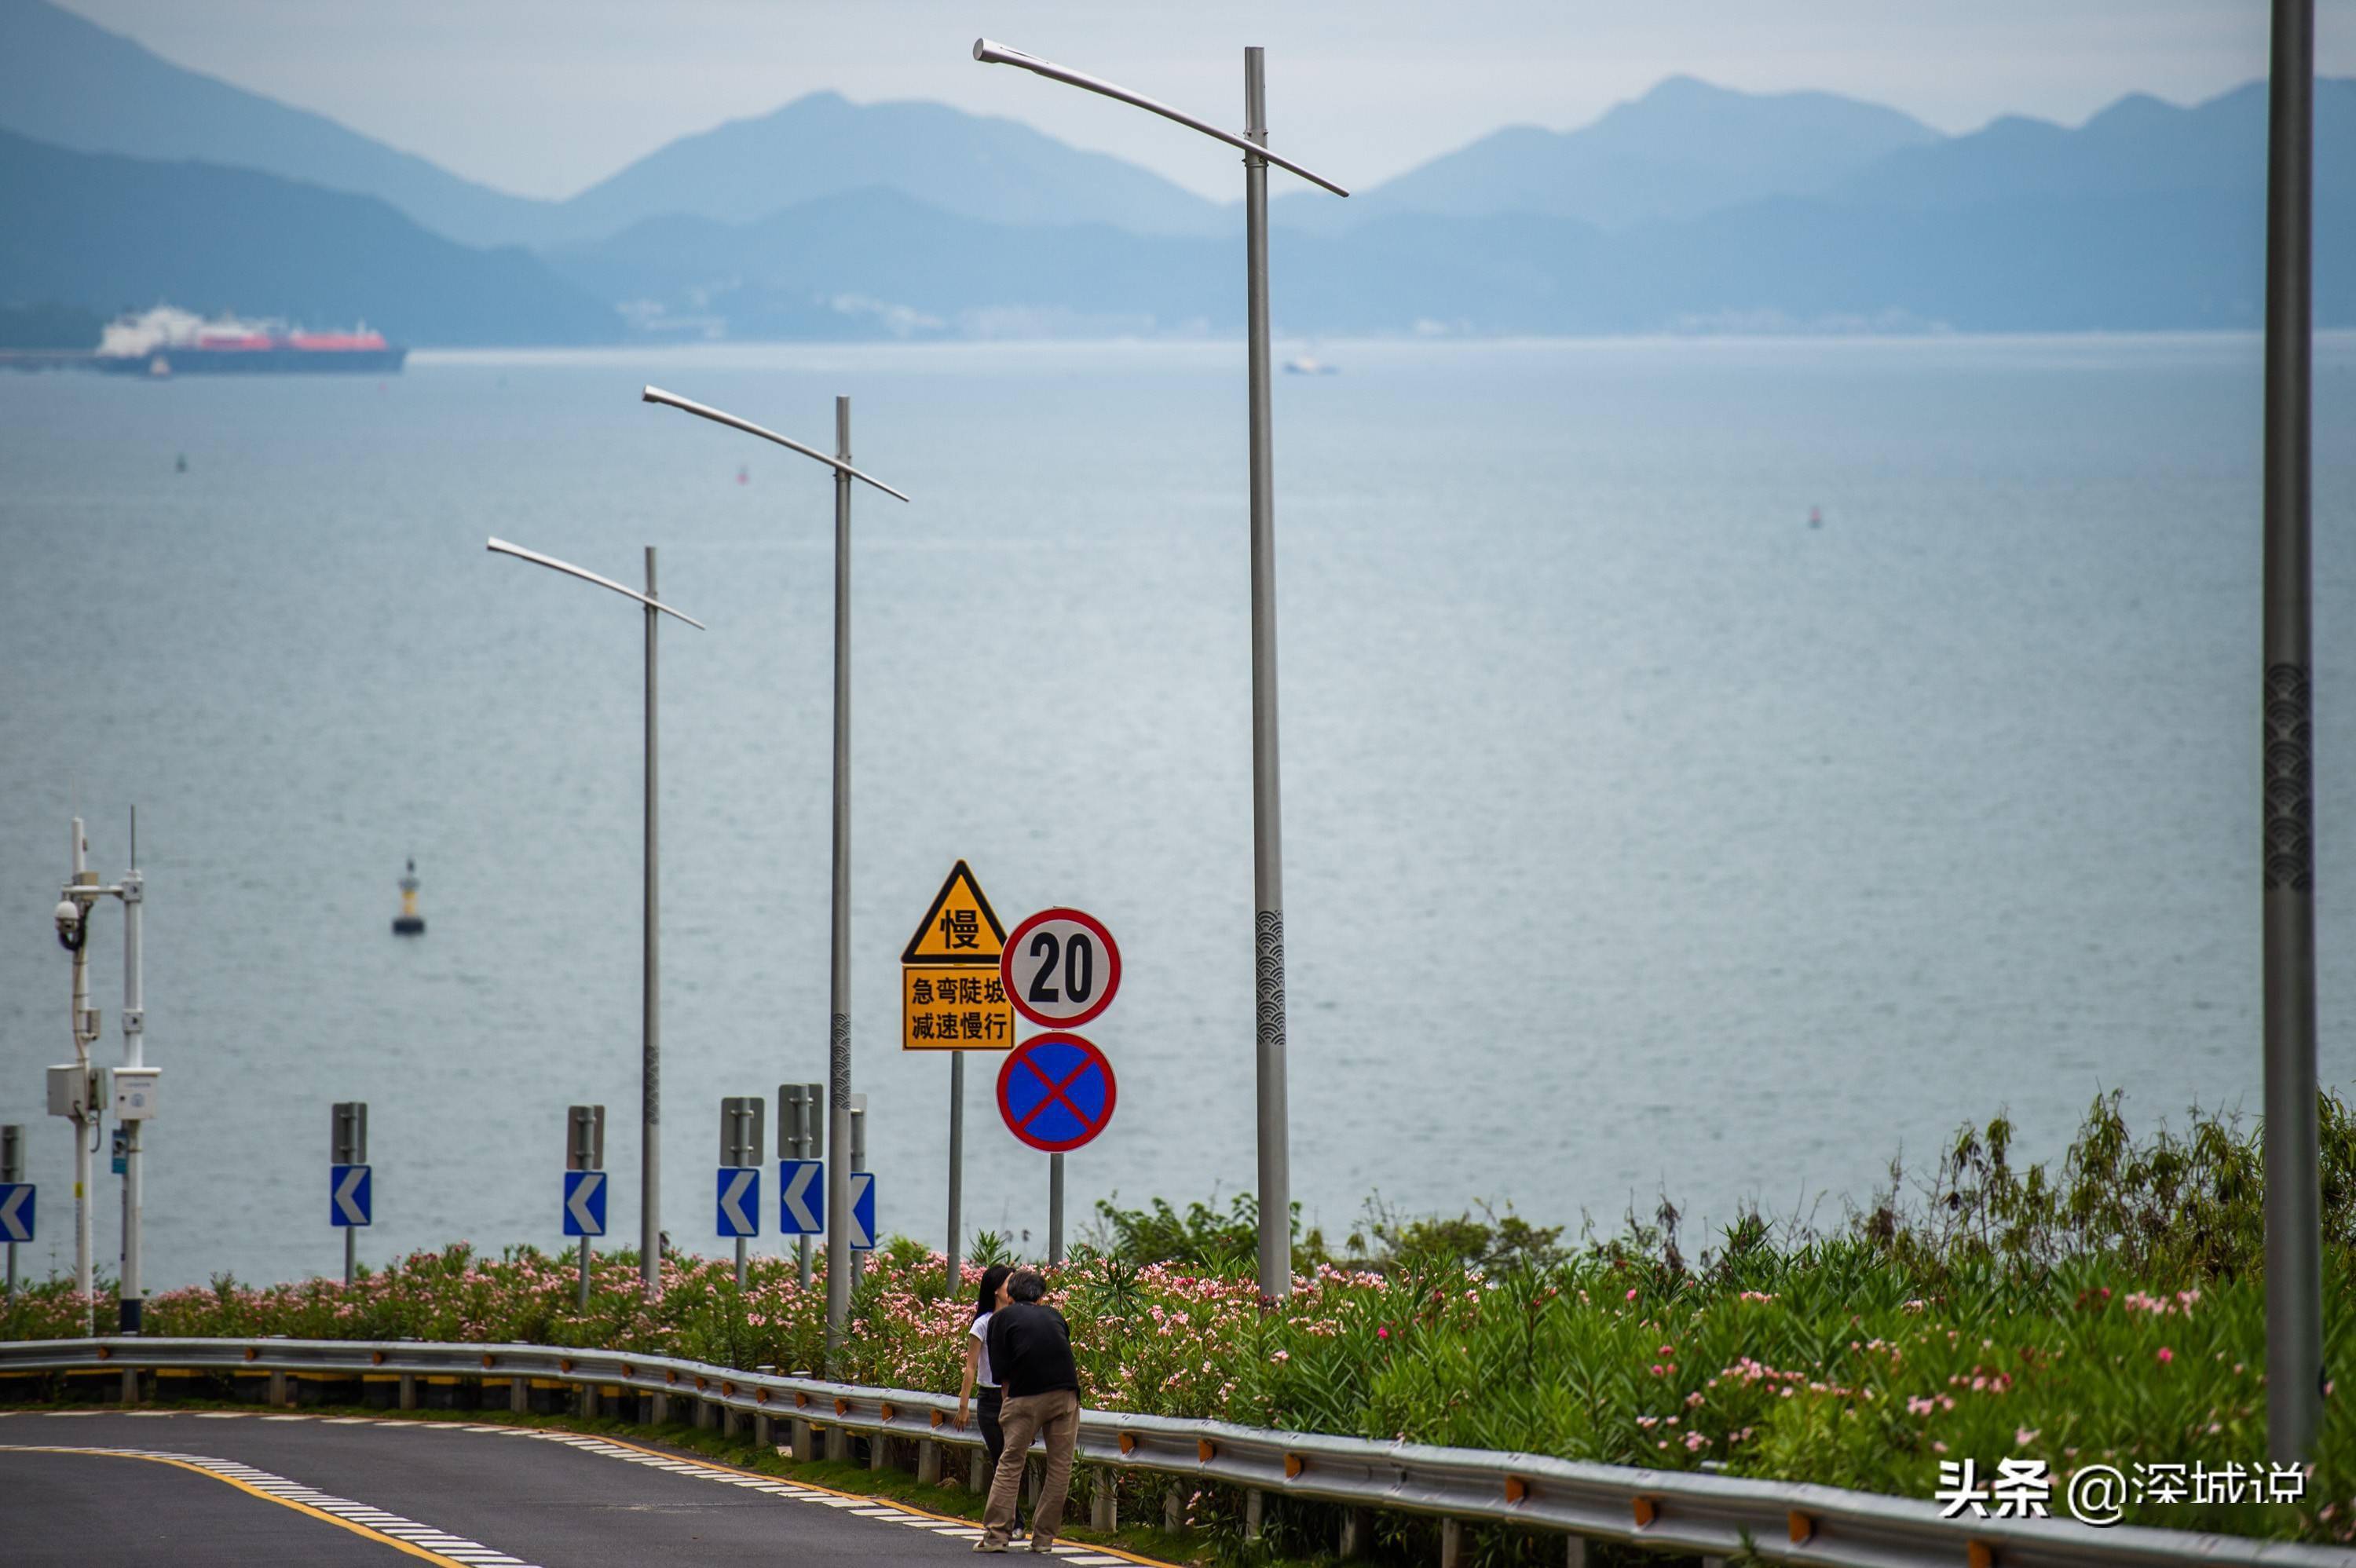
[0,1337,2343,1567]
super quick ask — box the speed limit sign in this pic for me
[1001,908,1121,1029]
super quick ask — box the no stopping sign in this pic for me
[997,1032,1118,1153]
[1001,908,1121,1029]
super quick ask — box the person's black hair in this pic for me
[972,1263,1013,1321]
[1007,1267,1046,1303]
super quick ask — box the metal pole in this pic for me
[825,398,854,1358]
[642,546,664,1299]
[69,819,94,1332]
[119,808,143,1332]
[2262,0,2321,1464]
[946,1053,964,1288]
[1048,1152,1064,1266]
[800,1082,819,1290]
[344,1224,356,1288]
[579,1236,591,1309]
[735,1235,747,1290]
[849,1095,866,1288]
[5,1125,23,1301]
[1242,46,1292,1301]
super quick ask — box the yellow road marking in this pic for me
[0,1445,473,1566]
[572,1431,1179,1567]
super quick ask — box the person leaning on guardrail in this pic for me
[976,1268,1080,1553]
[955,1264,1025,1541]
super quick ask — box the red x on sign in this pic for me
[996,1032,1118,1153]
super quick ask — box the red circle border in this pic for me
[995,1031,1118,1153]
[999,907,1123,1030]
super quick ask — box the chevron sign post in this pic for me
[330,1164,371,1227]
[563,1170,606,1237]
[778,1159,824,1236]
[715,1167,759,1239]
[0,1183,33,1245]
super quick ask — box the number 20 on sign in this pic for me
[1001,908,1122,1029]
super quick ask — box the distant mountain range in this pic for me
[1,0,2347,345]
[0,130,617,345]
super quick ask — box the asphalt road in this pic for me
[0,1409,1154,1567]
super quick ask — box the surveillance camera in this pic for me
[53,897,85,952]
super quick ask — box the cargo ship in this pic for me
[95,305,407,376]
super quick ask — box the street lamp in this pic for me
[971,37,1348,1299]
[639,386,909,1358]
[486,537,705,1299]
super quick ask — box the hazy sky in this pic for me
[53,0,2356,202]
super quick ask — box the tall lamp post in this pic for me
[2260,0,2321,1463]
[971,38,1347,1299]
[487,537,705,1299]
[639,386,909,1357]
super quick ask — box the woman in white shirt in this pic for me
[955,1263,1023,1536]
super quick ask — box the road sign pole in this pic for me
[2263,0,2322,1465]
[849,1094,867,1287]
[1048,1151,1064,1266]
[825,397,855,1362]
[946,1053,964,1288]
[6,1125,24,1300]
[643,546,664,1302]
[345,1225,356,1288]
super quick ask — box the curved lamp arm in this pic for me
[642,386,912,503]
[972,38,1348,198]
[487,537,708,629]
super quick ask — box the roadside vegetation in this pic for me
[6,1091,2353,1552]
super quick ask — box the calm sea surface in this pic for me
[2,334,2352,1291]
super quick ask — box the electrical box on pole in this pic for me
[46,1065,95,1121]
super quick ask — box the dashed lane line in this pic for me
[0,1444,535,1566]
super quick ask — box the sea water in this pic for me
[1,333,2351,1290]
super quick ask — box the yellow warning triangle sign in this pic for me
[901,860,1008,965]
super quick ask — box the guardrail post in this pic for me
[119,1366,140,1405]
[827,1425,847,1463]
[970,1449,986,1491]
[1439,1515,1465,1568]
[1245,1488,1264,1539]
[397,1373,416,1411]
[508,1376,527,1416]
[651,1388,669,1424]
[1164,1488,1182,1532]
[869,1431,889,1471]
[695,1395,715,1431]
[1090,1472,1116,1530]
[793,1416,814,1460]
[755,1411,774,1449]
[916,1438,940,1485]
[1564,1537,1589,1568]
[267,1369,287,1407]
[1340,1506,1374,1559]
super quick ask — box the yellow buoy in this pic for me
[392,857,426,936]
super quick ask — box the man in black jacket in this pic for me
[977,1268,1080,1552]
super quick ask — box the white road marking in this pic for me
[0,1443,543,1566]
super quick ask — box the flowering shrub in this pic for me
[4,1094,2352,1544]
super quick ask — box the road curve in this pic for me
[0,1409,1162,1568]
